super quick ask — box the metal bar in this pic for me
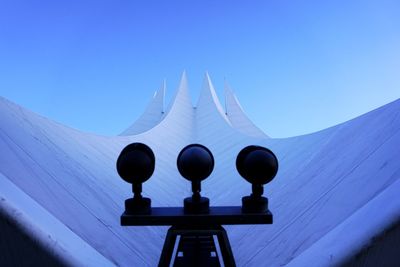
[121,206,272,226]
[158,226,178,267]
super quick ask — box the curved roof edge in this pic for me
[120,73,270,139]
[286,178,400,267]
[165,71,193,115]
[120,81,165,136]
[196,73,231,126]
[0,172,114,267]
[224,82,268,138]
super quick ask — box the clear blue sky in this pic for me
[0,0,399,137]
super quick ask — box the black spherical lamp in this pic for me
[117,142,155,214]
[177,144,214,213]
[236,145,278,213]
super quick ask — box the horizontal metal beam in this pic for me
[121,206,272,226]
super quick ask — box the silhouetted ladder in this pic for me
[159,225,235,267]
[121,206,273,267]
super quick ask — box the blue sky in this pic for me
[0,0,399,137]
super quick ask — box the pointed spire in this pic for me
[196,72,230,124]
[224,81,268,138]
[161,79,166,113]
[223,76,228,114]
[120,81,166,135]
[165,71,192,114]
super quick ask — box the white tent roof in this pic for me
[0,75,399,266]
